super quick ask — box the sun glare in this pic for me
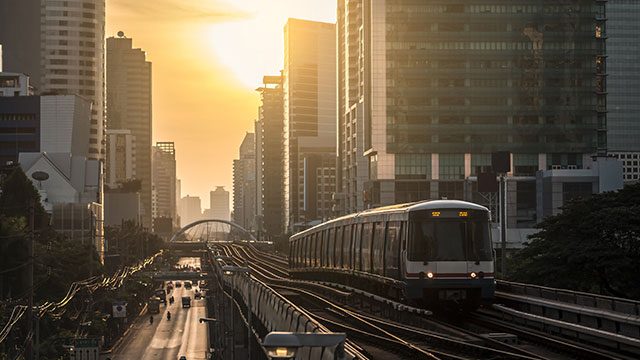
[205,0,335,88]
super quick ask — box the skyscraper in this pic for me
[209,187,230,221]
[106,33,153,229]
[41,0,106,159]
[233,132,256,231]
[0,1,41,90]
[105,129,136,188]
[179,195,202,227]
[606,1,640,182]
[152,142,178,230]
[255,74,285,238]
[283,19,337,231]
[336,1,606,227]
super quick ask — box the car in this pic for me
[194,291,202,300]
[179,356,187,360]
[184,281,192,290]
[181,296,191,308]
[175,281,182,287]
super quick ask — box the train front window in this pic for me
[409,219,491,262]
[469,221,492,261]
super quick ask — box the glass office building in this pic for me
[336,0,606,229]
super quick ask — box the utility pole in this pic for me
[500,174,507,275]
[26,199,35,360]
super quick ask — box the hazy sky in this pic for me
[107,0,335,209]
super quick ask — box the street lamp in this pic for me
[221,265,251,359]
[262,332,347,360]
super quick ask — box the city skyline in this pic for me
[107,0,335,208]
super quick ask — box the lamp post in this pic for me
[262,332,347,360]
[221,265,250,360]
[199,318,220,359]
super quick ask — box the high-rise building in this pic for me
[209,186,230,221]
[233,133,256,231]
[606,1,640,182]
[0,1,41,90]
[283,19,337,231]
[106,33,153,228]
[1,92,91,164]
[0,95,40,164]
[0,72,33,96]
[255,74,285,238]
[336,1,607,229]
[152,142,178,230]
[40,0,106,160]
[105,129,136,188]
[0,0,106,159]
[179,195,202,227]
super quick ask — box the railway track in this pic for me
[216,243,548,359]
[215,243,640,360]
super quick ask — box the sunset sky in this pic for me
[107,0,335,209]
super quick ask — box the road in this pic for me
[111,257,209,360]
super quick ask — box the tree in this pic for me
[508,183,640,300]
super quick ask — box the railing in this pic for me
[496,280,640,317]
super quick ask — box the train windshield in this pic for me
[409,220,492,262]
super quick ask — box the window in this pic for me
[385,222,402,278]
[361,223,373,272]
[353,224,362,271]
[372,222,386,275]
[327,228,335,268]
[342,225,352,269]
[335,226,343,268]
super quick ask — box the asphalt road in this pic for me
[111,257,209,360]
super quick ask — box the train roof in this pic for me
[291,200,489,240]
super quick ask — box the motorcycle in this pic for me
[166,311,171,321]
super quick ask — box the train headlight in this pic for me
[470,272,477,279]
[427,272,434,279]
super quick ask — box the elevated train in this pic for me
[289,200,495,308]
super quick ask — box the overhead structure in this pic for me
[169,219,257,243]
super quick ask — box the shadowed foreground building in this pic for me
[336,0,609,236]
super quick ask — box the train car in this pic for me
[288,200,495,308]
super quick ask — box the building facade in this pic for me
[0,72,33,96]
[105,129,136,188]
[336,0,607,231]
[255,75,285,238]
[606,0,640,154]
[0,1,42,90]
[283,19,337,231]
[40,0,106,160]
[106,33,153,228]
[179,195,202,227]
[233,133,256,231]
[152,142,177,231]
[209,186,230,221]
[0,95,40,164]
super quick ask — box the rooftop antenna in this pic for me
[117,31,125,38]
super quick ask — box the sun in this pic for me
[203,0,336,89]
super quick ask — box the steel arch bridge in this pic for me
[169,219,257,243]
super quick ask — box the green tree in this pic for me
[508,183,640,300]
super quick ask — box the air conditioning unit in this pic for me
[551,165,562,170]
[567,165,578,169]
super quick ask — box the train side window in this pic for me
[317,232,323,267]
[303,236,309,266]
[385,221,401,278]
[323,229,330,267]
[361,223,373,272]
[291,240,296,267]
[327,228,334,268]
[309,234,315,267]
[343,224,352,269]
[372,222,386,275]
[296,240,301,267]
[335,226,343,268]
[352,223,362,271]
